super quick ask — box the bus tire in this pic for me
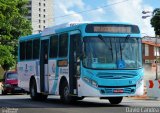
[30,79,39,100]
[60,81,73,104]
[39,93,48,101]
[108,97,123,105]
[73,97,84,101]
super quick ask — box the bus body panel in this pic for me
[18,61,40,92]
[49,59,69,95]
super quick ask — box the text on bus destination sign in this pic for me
[93,26,131,33]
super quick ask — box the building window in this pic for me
[39,25,41,28]
[39,20,41,23]
[154,47,160,56]
[44,3,45,7]
[39,3,41,6]
[27,13,31,16]
[28,1,32,5]
[44,15,45,18]
[39,8,41,11]
[28,7,31,10]
[44,26,45,28]
[43,20,45,23]
[43,9,45,12]
[145,44,149,56]
[39,14,41,17]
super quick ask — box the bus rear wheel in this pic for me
[108,97,123,105]
[30,79,48,101]
[30,79,39,100]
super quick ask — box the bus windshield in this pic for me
[83,37,142,69]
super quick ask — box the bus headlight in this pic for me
[136,76,143,88]
[91,80,98,88]
[83,77,98,88]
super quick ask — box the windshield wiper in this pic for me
[98,34,113,61]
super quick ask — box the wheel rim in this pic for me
[64,86,69,99]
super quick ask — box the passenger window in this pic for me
[33,39,40,59]
[20,41,26,60]
[26,40,33,60]
[59,33,68,57]
[50,35,58,58]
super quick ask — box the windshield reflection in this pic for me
[83,37,142,69]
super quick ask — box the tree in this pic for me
[151,8,160,36]
[0,0,32,70]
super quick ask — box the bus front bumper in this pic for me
[78,79,144,97]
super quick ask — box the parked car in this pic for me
[1,71,23,95]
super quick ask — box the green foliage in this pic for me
[0,0,32,70]
[151,8,160,36]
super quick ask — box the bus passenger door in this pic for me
[40,39,49,93]
[69,33,81,95]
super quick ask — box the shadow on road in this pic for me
[0,96,129,108]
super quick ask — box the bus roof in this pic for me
[19,22,139,41]
[19,33,41,41]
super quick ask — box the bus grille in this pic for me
[97,73,136,79]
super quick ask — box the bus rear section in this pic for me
[17,22,144,104]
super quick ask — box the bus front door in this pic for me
[69,33,81,95]
[40,39,49,93]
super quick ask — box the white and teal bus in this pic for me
[17,22,144,104]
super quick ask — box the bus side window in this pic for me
[26,40,33,60]
[20,41,26,60]
[59,33,68,58]
[33,39,40,59]
[50,35,58,58]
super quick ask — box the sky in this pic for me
[54,0,160,37]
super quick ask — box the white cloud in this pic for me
[54,0,108,24]
[54,0,155,36]
[107,0,155,36]
[54,0,84,24]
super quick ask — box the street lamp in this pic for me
[142,10,159,80]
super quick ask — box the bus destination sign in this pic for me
[85,24,140,34]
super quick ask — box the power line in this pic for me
[30,0,131,23]
[54,0,131,19]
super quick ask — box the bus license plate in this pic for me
[113,89,124,93]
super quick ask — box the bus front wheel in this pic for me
[108,97,123,105]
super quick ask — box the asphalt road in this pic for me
[0,94,160,113]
